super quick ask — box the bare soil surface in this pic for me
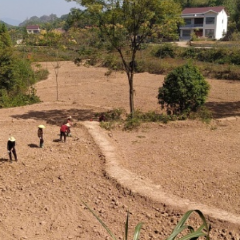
[0,61,240,240]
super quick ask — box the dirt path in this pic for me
[0,61,239,239]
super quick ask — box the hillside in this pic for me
[18,14,68,27]
[0,61,239,239]
[0,20,14,28]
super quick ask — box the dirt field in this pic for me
[0,61,240,240]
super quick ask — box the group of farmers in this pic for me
[8,116,73,162]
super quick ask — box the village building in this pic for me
[26,25,41,34]
[179,6,228,40]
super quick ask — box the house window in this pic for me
[182,30,191,37]
[206,17,215,24]
[194,18,203,26]
[205,29,214,38]
[184,18,191,25]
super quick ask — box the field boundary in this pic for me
[82,120,240,227]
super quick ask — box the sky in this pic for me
[0,0,81,25]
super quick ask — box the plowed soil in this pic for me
[0,61,240,240]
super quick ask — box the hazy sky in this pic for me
[0,0,80,24]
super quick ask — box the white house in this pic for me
[179,6,228,40]
[26,25,41,34]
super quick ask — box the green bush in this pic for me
[34,68,49,81]
[102,54,123,71]
[96,108,125,121]
[123,118,141,130]
[153,43,177,59]
[0,87,40,108]
[180,47,197,59]
[123,110,171,130]
[97,109,172,130]
[158,63,210,115]
[33,64,49,81]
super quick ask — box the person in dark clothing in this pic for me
[99,113,106,122]
[60,123,69,142]
[7,136,17,161]
[38,125,45,148]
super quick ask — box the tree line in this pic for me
[0,23,40,108]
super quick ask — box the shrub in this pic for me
[0,87,40,108]
[96,108,126,130]
[153,43,177,59]
[100,121,116,131]
[180,47,197,59]
[123,117,141,130]
[102,54,123,71]
[189,106,213,123]
[34,65,49,81]
[123,110,171,130]
[158,63,210,115]
[95,108,125,121]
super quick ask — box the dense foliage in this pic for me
[158,63,210,114]
[0,23,40,108]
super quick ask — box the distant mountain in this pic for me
[0,18,21,26]
[19,14,68,27]
[0,20,14,28]
[0,13,69,29]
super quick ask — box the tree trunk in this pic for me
[128,72,134,117]
[56,75,59,101]
[117,48,136,117]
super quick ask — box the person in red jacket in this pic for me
[60,123,70,142]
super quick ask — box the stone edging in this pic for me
[82,121,240,226]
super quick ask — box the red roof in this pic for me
[182,6,225,15]
[26,25,40,30]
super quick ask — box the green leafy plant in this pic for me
[83,201,210,240]
[166,210,210,240]
[83,202,143,240]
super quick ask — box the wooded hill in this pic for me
[18,14,68,27]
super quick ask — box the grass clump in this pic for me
[95,108,125,121]
[123,110,171,130]
[33,63,49,81]
[96,108,125,130]
[97,108,212,131]
[123,117,141,130]
[188,106,213,124]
